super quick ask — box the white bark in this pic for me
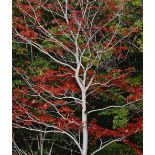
[81,90,88,155]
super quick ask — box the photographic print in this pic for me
[12,0,143,154]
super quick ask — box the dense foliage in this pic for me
[13,0,143,154]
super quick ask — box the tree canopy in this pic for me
[13,0,143,155]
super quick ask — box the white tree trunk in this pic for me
[82,91,88,155]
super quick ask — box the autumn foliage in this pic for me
[13,0,142,154]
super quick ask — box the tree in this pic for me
[13,0,143,154]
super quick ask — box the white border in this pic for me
[143,0,155,154]
[0,0,12,154]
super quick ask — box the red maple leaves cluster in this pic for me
[13,67,142,148]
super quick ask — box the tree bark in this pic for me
[82,91,88,155]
